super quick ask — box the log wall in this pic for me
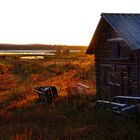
[94,19,138,98]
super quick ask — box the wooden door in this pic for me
[100,66,110,99]
[108,72,121,97]
[121,71,130,96]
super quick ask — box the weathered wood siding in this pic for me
[94,19,138,98]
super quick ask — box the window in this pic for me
[111,42,120,58]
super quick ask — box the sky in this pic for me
[0,0,140,46]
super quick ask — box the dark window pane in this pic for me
[112,42,120,58]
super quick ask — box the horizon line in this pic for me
[0,43,87,47]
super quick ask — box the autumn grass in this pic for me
[0,94,96,140]
[0,54,140,140]
[1,93,140,140]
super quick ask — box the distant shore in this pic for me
[0,44,87,50]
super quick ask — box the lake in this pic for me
[0,50,55,55]
[0,50,82,55]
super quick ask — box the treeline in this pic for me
[0,44,87,50]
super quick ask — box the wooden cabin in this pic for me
[86,13,140,99]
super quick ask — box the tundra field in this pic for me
[0,54,140,140]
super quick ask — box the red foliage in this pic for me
[0,74,17,91]
[0,63,12,74]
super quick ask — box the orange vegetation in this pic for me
[0,54,96,139]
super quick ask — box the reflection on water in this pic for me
[0,50,82,59]
[20,56,44,59]
[0,50,55,55]
[0,50,81,55]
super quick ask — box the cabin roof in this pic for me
[87,13,140,54]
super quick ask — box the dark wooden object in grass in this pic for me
[33,86,58,103]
